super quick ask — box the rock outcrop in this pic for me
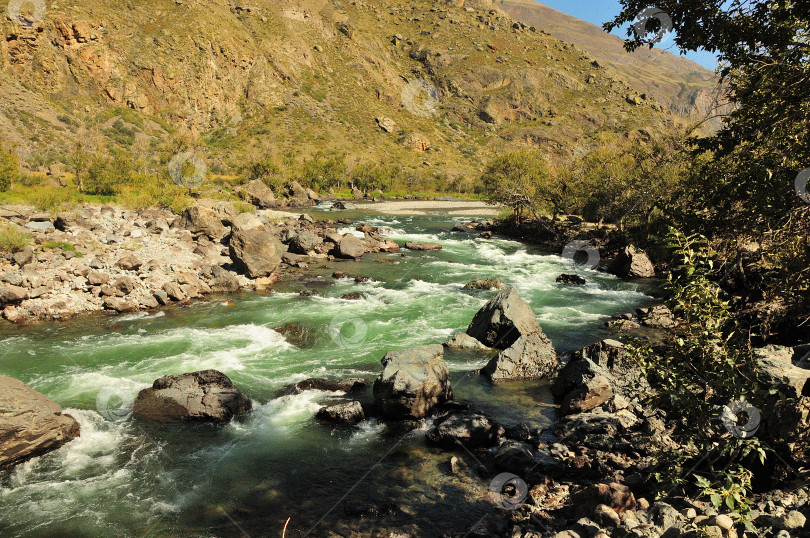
[133,370,252,422]
[0,375,81,470]
[372,344,452,420]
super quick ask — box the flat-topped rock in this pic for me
[404,242,442,251]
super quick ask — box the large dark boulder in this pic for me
[0,375,80,470]
[466,287,542,350]
[426,410,504,448]
[481,332,558,381]
[133,370,252,422]
[229,228,285,278]
[608,245,655,279]
[372,345,452,420]
[278,377,370,396]
[289,230,323,255]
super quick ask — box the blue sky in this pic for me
[537,0,719,70]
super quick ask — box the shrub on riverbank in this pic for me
[0,224,31,253]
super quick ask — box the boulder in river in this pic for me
[404,242,442,251]
[463,278,506,291]
[466,287,543,350]
[316,401,366,425]
[481,332,558,381]
[443,332,496,353]
[278,377,370,396]
[426,410,504,448]
[133,370,252,422]
[229,228,284,278]
[0,375,81,470]
[608,245,655,279]
[556,274,586,285]
[373,344,452,420]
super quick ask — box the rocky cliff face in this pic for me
[1,0,682,178]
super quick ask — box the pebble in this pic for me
[715,514,734,530]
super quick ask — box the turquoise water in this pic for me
[0,211,657,537]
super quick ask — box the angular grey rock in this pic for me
[24,221,55,232]
[316,401,366,425]
[229,228,284,278]
[426,410,504,448]
[289,230,322,255]
[133,370,252,422]
[463,277,506,290]
[116,253,142,271]
[560,375,613,416]
[103,297,139,313]
[481,332,558,381]
[230,212,264,234]
[466,287,543,350]
[0,375,80,470]
[494,440,534,473]
[373,344,452,420]
[404,242,442,251]
[0,284,28,304]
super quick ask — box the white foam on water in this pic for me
[337,226,365,238]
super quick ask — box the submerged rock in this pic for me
[426,410,504,448]
[316,401,365,425]
[133,370,252,422]
[404,242,442,251]
[0,375,80,470]
[481,332,558,381]
[466,287,543,350]
[372,344,452,420]
[556,273,586,285]
[278,377,370,396]
[463,278,506,290]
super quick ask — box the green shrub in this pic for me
[28,186,71,212]
[0,146,21,192]
[115,173,189,211]
[0,224,31,252]
[84,152,134,195]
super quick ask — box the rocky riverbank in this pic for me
[0,193,410,323]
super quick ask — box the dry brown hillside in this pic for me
[1,0,685,181]
[499,0,725,127]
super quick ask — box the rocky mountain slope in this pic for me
[499,0,725,128]
[2,0,683,180]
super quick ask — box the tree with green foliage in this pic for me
[481,151,547,225]
[349,162,403,193]
[302,153,347,192]
[0,145,21,192]
[70,142,91,193]
[243,158,283,192]
[84,151,135,196]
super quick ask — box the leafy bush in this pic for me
[0,146,21,192]
[28,185,71,212]
[301,153,347,191]
[243,158,284,192]
[115,173,189,212]
[84,152,134,195]
[0,224,31,252]
[349,162,403,193]
[630,229,765,522]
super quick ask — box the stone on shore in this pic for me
[0,375,81,470]
[133,370,252,422]
[466,287,543,350]
[229,228,284,278]
[240,179,278,209]
[179,205,228,241]
[372,344,452,420]
[608,245,655,279]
